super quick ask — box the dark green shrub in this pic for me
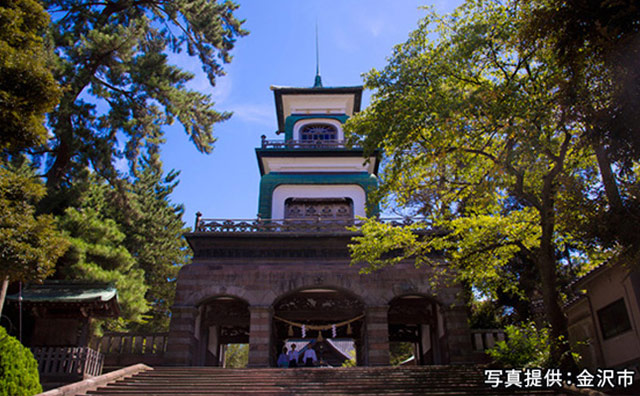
[486,321,550,368]
[0,326,42,396]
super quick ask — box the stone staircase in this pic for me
[84,366,570,395]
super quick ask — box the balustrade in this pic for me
[194,217,421,233]
[32,346,103,379]
[98,332,168,367]
[260,136,354,149]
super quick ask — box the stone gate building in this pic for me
[165,75,473,367]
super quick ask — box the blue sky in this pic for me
[160,1,461,227]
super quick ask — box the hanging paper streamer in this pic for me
[288,325,293,337]
[317,330,323,341]
[332,324,336,338]
[302,324,306,338]
[347,323,352,335]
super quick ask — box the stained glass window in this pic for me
[299,123,338,141]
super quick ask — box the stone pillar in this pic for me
[442,305,473,364]
[248,305,272,367]
[365,305,389,366]
[165,305,199,366]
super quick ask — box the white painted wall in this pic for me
[261,156,375,174]
[281,94,355,119]
[587,266,640,367]
[272,184,367,219]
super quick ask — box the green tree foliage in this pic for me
[389,342,414,366]
[346,0,602,367]
[57,196,149,329]
[469,299,507,330]
[41,0,247,195]
[521,0,640,252]
[0,326,42,396]
[52,163,189,332]
[0,0,242,335]
[0,162,69,315]
[223,344,248,368]
[114,155,190,331]
[0,163,68,283]
[341,349,357,367]
[0,0,60,153]
[486,322,550,368]
[0,0,65,318]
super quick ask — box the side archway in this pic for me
[194,296,250,366]
[388,294,447,365]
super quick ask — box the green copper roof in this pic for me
[7,281,117,303]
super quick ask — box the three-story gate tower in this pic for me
[165,74,473,367]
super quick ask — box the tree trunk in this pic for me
[538,177,576,371]
[592,138,624,214]
[0,276,8,319]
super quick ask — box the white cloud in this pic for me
[209,74,233,104]
[231,103,276,127]
[362,16,385,38]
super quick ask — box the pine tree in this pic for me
[40,0,247,203]
[0,0,60,153]
[117,154,190,331]
[56,194,149,330]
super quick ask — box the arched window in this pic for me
[299,123,338,141]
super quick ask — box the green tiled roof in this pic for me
[7,281,117,303]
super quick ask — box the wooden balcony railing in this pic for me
[32,346,104,380]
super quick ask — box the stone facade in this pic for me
[166,232,473,367]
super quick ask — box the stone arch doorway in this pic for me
[272,288,365,366]
[388,294,447,365]
[195,296,250,366]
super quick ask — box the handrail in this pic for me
[260,135,357,149]
[193,217,422,233]
[35,363,151,396]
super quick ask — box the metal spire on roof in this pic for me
[313,21,323,88]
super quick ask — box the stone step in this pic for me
[85,366,568,396]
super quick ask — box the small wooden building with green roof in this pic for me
[6,281,119,384]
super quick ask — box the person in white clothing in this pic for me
[302,347,317,367]
[288,344,299,367]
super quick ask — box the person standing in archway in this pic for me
[277,346,289,367]
[302,346,318,367]
[288,344,299,367]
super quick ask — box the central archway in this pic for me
[272,288,365,366]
